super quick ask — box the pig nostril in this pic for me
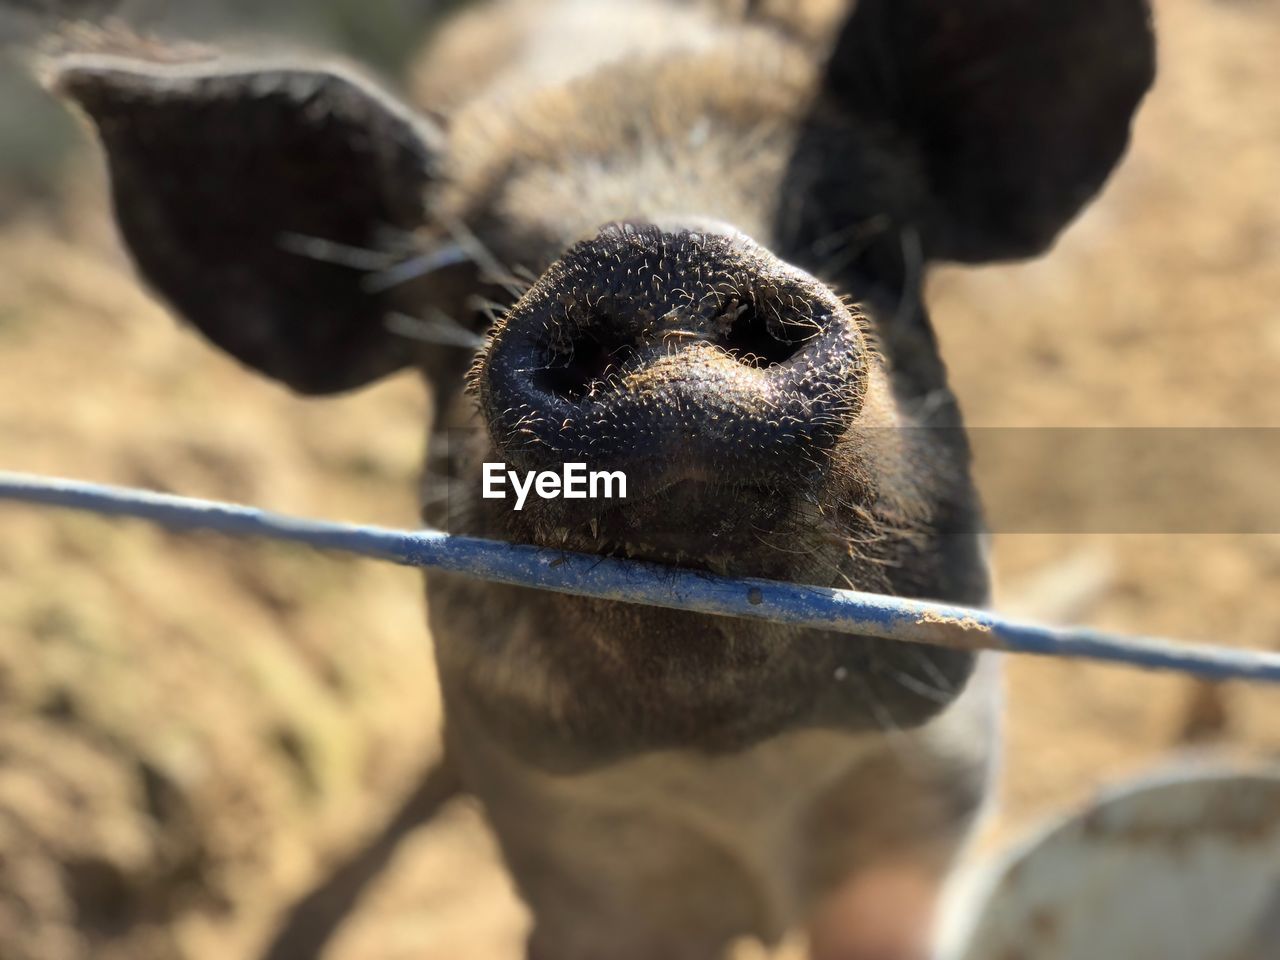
[536,332,636,401]
[720,304,821,369]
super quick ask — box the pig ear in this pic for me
[50,55,443,394]
[822,0,1155,263]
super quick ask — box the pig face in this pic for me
[50,0,1154,761]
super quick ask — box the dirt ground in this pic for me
[0,0,1277,958]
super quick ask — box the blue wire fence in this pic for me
[2,470,1278,684]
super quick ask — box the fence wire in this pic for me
[2,470,1278,684]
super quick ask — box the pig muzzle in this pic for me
[474,223,868,495]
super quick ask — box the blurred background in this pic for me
[0,0,1276,958]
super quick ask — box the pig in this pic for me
[47,0,1155,956]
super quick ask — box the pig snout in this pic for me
[474,223,869,491]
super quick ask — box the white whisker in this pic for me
[364,244,473,293]
[384,310,486,349]
[277,232,398,271]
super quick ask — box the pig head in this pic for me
[50,0,1154,956]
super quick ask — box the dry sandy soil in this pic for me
[0,0,1277,957]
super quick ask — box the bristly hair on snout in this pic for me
[469,223,869,479]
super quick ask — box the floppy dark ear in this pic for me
[824,0,1156,263]
[51,54,443,394]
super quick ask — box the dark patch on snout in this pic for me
[472,224,869,492]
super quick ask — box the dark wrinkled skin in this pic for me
[50,0,1154,956]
